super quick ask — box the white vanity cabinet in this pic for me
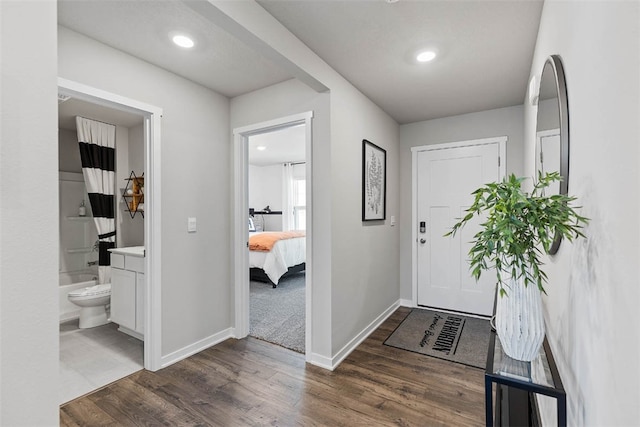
[111,267,136,331]
[109,247,145,340]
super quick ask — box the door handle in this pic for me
[420,238,426,244]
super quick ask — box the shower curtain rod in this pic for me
[76,115,117,127]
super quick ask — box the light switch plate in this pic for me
[390,215,396,226]
[187,217,197,233]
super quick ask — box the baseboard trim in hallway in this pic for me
[160,327,234,369]
[329,299,400,370]
[61,307,485,426]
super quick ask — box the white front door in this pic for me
[414,139,505,316]
[536,129,561,195]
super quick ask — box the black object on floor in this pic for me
[384,308,490,369]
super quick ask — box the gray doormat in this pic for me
[384,308,490,369]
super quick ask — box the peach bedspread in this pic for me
[249,231,305,252]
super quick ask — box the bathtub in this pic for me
[59,270,98,322]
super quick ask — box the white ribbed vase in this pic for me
[495,277,545,362]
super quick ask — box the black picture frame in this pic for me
[362,139,386,221]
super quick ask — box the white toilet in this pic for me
[67,284,111,328]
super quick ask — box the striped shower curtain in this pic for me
[77,117,116,284]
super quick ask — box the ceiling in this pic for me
[57,0,294,98]
[258,0,543,123]
[59,98,143,131]
[58,0,543,125]
[248,125,306,166]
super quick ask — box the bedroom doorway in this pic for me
[233,112,313,358]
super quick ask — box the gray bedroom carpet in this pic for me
[250,272,305,353]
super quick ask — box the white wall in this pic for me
[128,123,144,174]
[228,19,401,363]
[248,162,307,232]
[58,26,232,357]
[214,0,401,363]
[230,78,333,358]
[329,84,400,355]
[398,105,524,300]
[525,1,640,425]
[0,1,59,425]
[59,127,82,172]
[112,125,131,249]
[119,123,144,247]
[248,164,282,231]
[537,98,559,132]
[59,173,99,272]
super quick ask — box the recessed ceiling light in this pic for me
[171,34,195,49]
[256,146,267,151]
[416,50,437,63]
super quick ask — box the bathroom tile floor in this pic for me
[59,320,143,405]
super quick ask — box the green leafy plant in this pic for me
[447,172,588,297]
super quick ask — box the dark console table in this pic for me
[485,331,566,426]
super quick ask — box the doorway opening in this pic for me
[57,78,162,403]
[233,112,313,359]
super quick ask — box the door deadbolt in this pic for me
[420,238,426,244]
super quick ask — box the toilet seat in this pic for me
[67,283,111,329]
[68,283,111,298]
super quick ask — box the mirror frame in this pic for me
[537,54,569,255]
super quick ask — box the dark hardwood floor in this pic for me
[60,307,485,426]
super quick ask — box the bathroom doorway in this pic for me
[57,79,162,403]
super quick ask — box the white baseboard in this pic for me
[160,327,234,368]
[159,301,402,372]
[59,311,80,323]
[306,353,333,370]
[399,298,413,307]
[327,300,400,371]
[117,325,144,341]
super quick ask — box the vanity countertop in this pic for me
[109,246,145,257]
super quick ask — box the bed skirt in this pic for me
[250,263,305,288]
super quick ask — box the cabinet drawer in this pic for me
[111,253,125,269]
[125,255,145,273]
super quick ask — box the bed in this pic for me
[249,231,306,288]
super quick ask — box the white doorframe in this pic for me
[232,111,313,361]
[535,128,560,173]
[58,78,163,371]
[410,136,507,308]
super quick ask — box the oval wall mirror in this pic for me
[535,54,569,254]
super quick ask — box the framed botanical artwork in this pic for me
[362,139,386,221]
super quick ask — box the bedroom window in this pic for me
[293,178,306,230]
